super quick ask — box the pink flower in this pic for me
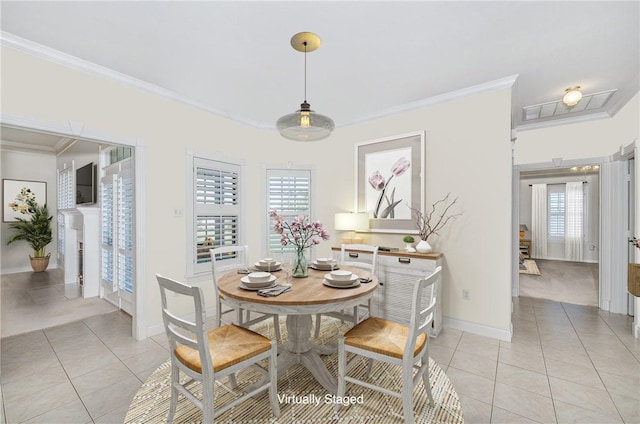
[391,157,410,177]
[269,211,329,250]
[368,171,385,191]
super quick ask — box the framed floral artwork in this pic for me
[3,179,47,222]
[355,131,425,233]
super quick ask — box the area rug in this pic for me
[519,259,541,275]
[125,317,463,423]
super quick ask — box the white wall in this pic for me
[519,174,599,263]
[0,44,514,341]
[0,149,58,273]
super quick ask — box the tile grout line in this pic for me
[35,327,94,424]
[530,299,558,424]
[561,302,628,423]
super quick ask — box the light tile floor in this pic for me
[1,297,639,423]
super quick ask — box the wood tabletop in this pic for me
[217,266,378,306]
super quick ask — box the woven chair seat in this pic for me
[175,324,271,373]
[344,317,426,359]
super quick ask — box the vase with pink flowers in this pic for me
[270,210,330,277]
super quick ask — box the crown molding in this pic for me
[1,31,270,129]
[339,75,519,127]
[3,31,523,130]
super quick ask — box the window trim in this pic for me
[186,150,246,280]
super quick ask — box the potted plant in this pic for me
[7,204,53,272]
[403,235,416,252]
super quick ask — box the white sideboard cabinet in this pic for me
[332,247,444,336]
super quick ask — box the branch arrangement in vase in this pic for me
[411,193,462,242]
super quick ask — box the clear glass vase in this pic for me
[292,248,308,278]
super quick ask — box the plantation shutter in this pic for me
[266,169,311,254]
[101,173,115,290]
[57,166,74,210]
[101,157,135,315]
[117,167,134,295]
[194,158,240,273]
[548,185,565,238]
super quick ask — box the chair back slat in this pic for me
[211,245,248,279]
[210,245,248,300]
[405,266,441,360]
[156,274,213,378]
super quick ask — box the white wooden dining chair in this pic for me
[210,246,282,341]
[156,274,280,423]
[334,266,441,424]
[313,244,378,338]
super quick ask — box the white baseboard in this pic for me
[444,316,512,342]
[1,259,59,275]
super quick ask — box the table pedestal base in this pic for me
[278,314,337,394]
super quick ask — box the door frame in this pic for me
[0,113,147,340]
[512,156,605,302]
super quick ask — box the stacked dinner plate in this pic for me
[310,257,338,270]
[323,270,360,288]
[240,272,277,290]
[254,258,282,272]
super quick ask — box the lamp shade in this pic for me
[276,102,335,142]
[519,224,528,232]
[334,213,369,231]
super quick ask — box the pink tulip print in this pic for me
[368,157,411,218]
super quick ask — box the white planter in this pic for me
[416,239,432,253]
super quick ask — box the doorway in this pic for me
[517,165,601,306]
[0,118,145,339]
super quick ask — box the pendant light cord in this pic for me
[303,41,307,102]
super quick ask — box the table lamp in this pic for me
[519,224,528,240]
[335,212,369,244]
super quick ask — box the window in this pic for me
[190,157,241,275]
[548,185,565,238]
[265,167,313,254]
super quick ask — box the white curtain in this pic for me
[565,182,584,261]
[531,184,548,259]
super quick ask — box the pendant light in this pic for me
[276,32,335,141]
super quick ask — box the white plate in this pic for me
[240,275,277,287]
[324,273,359,285]
[239,281,277,291]
[322,279,361,289]
[311,263,338,270]
[253,262,282,271]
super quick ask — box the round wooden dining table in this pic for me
[217,265,378,394]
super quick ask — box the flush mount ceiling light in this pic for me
[562,86,583,107]
[276,32,335,142]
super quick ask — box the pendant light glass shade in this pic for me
[277,32,334,142]
[276,101,335,141]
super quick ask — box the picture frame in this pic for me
[3,179,47,222]
[355,131,425,233]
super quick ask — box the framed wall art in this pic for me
[3,179,47,222]
[355,131,425,233]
